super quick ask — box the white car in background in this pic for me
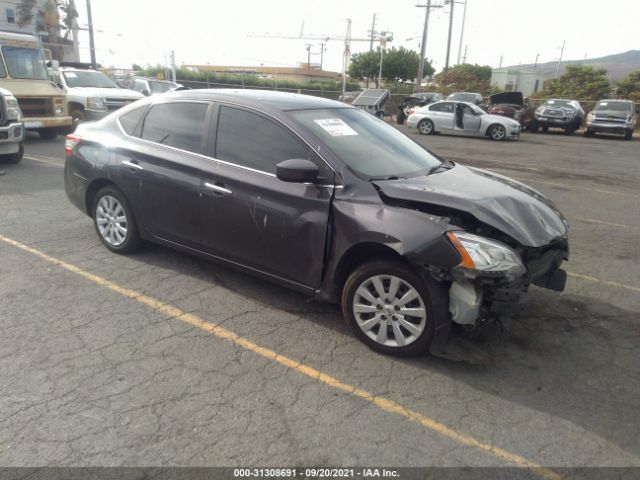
[407,100,521,141]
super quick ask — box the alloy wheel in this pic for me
[96,195,128,246]
[352,274,427,348]
[419,120,433,135]
[491,125,506,140]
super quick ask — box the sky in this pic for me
[74,0,639,74]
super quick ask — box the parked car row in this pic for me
[400,90,636,141]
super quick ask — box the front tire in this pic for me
[93,186,141,254]
[417,118,434,135]
[341,259,448,356]
[583,129,594,137]
[624,130,633,141]
[0,143,23,164]
[488,124,507,141]
[71,108,86,130]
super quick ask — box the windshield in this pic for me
[1,46,48,80]
[593,101,633,112]
[447,93,477,103]
[290,108,441,179]
[63,70,118,88]
[149,81,173,93]
[544,99,572,108]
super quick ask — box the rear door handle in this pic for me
[204,182,232,195]
[122,160,143,171]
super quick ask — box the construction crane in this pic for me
[248,19,393,96]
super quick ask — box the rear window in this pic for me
[141,102,208,154]
[118,105,147,135]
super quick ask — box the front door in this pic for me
[454,103,482,134]
[200,104,334,290]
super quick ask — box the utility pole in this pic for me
[456,0,468,65]
[499,55,503,68]
[305,43,312,68]
[86,0,96,69]
[170,50,176,82]
[534,53,540,70]
[555,40,565,78]
[415,1,441,92]
[366,13,376,87]
[378,33,387,88]
[341,18,351,97]
[319,42,326,70]
[444,0,455,71]
[461,44,468,64]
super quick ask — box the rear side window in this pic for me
[141,102,208,154]
[430,102,453,113]
[215,106,309,174]
[118,105,146,135]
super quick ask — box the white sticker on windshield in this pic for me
[599,102,608,106]
[314,118,358,137]
[65,72,77,78]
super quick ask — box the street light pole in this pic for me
[555,40,565,78]
[86,0,96,68]
[416,1,440,93]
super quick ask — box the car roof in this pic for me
[163,88,349,111]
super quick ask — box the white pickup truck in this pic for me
[51,67,144,129]
[0,87,25,164]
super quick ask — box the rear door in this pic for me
[429,102,455,130]
[118,100,211,249]
[200,104,334,290]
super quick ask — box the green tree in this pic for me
[349,47,434,86]
[539,64,610,100]
[434,64,494,95]
[617,70,640,102]
[17,0,37,28]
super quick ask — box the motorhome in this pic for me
[0,31,71,139]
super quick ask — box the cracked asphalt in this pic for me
[0,129,639,474]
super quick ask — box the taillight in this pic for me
[65,134,81,156]
[407,109,415,116]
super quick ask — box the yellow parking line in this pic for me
[567,272,640,294]
[23,155,64,168]
[575,217,640,231]
[0,233,560,480]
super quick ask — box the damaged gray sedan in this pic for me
[64,89,569,356]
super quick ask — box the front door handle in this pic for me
[122,160,143,171]
[204,182,232,195]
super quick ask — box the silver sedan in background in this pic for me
[407,101,521,141]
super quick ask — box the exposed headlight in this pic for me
[447,231,526,278]
[565,110,575,118]
[587,112,595,121]
[54,104,64,115]
[87,97,106,111]
[4,95,21,120]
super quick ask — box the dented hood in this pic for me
[373,164,567,247]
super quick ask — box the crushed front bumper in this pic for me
[0,121,25,154]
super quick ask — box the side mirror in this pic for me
[141,89,150,96]
[276,159,319,183]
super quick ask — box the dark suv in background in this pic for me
[531,99,585,135]
[396,92,444,124]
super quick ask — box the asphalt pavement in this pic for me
[0,129,639,476]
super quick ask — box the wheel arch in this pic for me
[485,122,505,137]
[85,178,116,217]
[68,101,85,113]
[332,242,408,304]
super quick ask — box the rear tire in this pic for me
[624,130,633,141]
[38,129,58,140]
[417,118,434,135]
[92,186,142,254]
[542,126,549,133]
[564,126,575,135]
[341,259,448,356]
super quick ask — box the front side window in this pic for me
[1,46,48,80]
[216,106,309,174]
[133,79,148,93]
[6,8,15,23]
[149,81,173,94]
[141,102,208,154]
[62,70,118,88]
[290,108,441,180]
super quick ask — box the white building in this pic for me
[491,68,547,97]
